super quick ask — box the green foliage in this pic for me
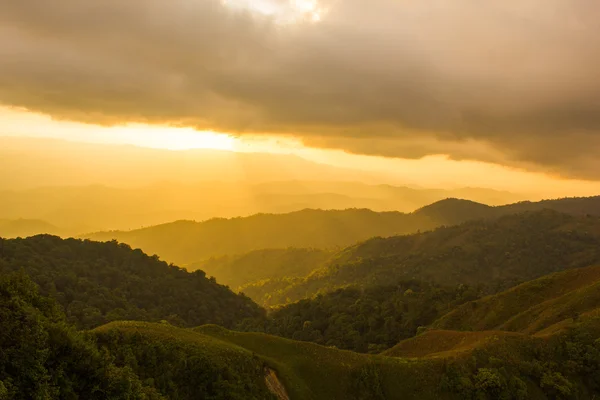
[239,280,481,353]
[0,273,164,400]
[0,381,8,400]
[540,372,573,399]
[433,264,600,334]
[191,247,332,304]
[474,368,505,397]
[86,208,440,265]
[263,211,600,305]
[0,235,263,329]
[196,325,444,400]
[353,364,385,400]
[0,273,273,400]
[437,317,600,400]
[84,196,600,267]
[94,322,276,400]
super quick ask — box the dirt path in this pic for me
[264,366,290,400]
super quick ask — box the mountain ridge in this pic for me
[83,196,600,267]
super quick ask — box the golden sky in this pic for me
[1,0,599,198]
[2,105,598,198]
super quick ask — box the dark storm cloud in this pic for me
[1,0,600,178]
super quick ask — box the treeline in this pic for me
[0,273,163,399]
[83,196,600,267]
[0,235,263,329]
[254,210,600,306]
[439,320,600,399]
[239,280,482,353]
[0,273,274,400]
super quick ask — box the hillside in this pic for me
[238,280,481,353]
[0,235,263,328]
[191,248,333,292]
[198,318,600,400]
[83,196,600,267]
[0,274,164,400]
[0,218,62,238]
[84,208,441,264]
[94,322,277,400]
[195,324,442,400]
[412,198,495,226]
[414,195,600,225]
[238,213,600,352]
[2,237,600,399]
[432,264,600,334]
[0,137,523,233]
[256,210,600,305]
[382,330,523,358]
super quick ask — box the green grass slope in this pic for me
[386,317,600,399]
[5,276,600,399]
[195,324,443,400]
[432,264,600,334]
[383,330,523,358]
[202,317,600,400]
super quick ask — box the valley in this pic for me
[2,196,600,399]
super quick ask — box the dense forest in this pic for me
[0,273,164,399]
[0,273,275,400]
[3,202,600,398]
[3,267,600,399]
[254,210,600,305]
[239,263,600,354]
[0,235,263,328]
[238,280,482,353]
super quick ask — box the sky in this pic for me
[1,0,599,196]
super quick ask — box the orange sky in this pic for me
[1,0,600,190]
[2,106,599,199]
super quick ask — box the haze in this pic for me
[1,0,599,235]
[3,3,600,398]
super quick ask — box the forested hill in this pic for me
[432,263,600,334]
[83,196,600,265]
[0,218,62,238]
[241,262,600,354]
[253,210,600,305]
[83,208,441,264]
[192,248,333,290]
[0,235,263,328]
[414,195,600,226]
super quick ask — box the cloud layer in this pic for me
[1,0,600,178]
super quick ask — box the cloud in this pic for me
[1,0,600,178]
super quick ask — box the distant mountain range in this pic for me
[83,196,600,268]
[0,218,63,238]
[0,181,522,235]
[3,210,600,399]
[0,136,525,234]
[241,209,600,306]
